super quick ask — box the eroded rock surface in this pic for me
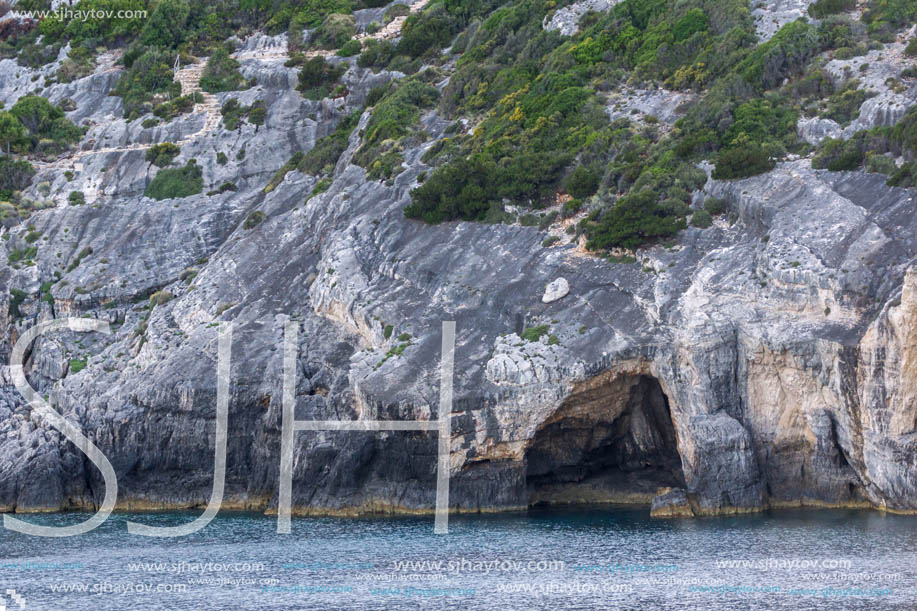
[0,22,916,521]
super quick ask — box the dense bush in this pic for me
[220,98,266,129]
[812,137,865,171]
[690,209,713,228]
[140,0,189,48]
[862,0,917,42]
[384,3,410,23]
[145,142,181,167]
[243,210,265,228]
[404,155,497,222]
[69,190,86,206]
[808,0,856,18]
[112,49,178,120]
[337,39,362,57]
[39,0,145,46]
[886,162,917,188]
[585,190,687,250]
[145,160,203,200]
[354,79,438,180]
[0,157,36,199]
[297,57,347,100]
[56,46,96,83]
[313,13,355,50]
[565,165,599,199]
[396,5,458,59]
[906,38,917,57]
[200,47,248,92]
[0,112,27,156]
[736,21,821,91]
[821,79,874,125]
[713,141,775,179]
[7,96,81,155]
[153,93,202,120]
[357,39,396,71]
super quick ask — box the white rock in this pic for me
[542,277,570,303]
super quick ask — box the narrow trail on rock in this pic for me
[34,57,220,173]
[34,0,431,173]
[233,0,431,62]
[173,61,222,146]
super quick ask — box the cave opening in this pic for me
[525,375,686,506]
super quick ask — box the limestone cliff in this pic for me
[0,4,916,520]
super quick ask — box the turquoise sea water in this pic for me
[0,508,915,610]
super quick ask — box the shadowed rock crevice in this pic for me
[525,375,685,506]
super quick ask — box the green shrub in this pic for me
[149,290,174,306]
[313,13,356,49]
[68,190,86,206]
[0,111,28,156]
[68,358,87,374]
[585,190,687,250]
[145,160,203,200]
[520,325,548,342]
[691,209,713,228]
[248,102,267,128]
[8,246,38,264]
[243,210,265,228]
[216,151,228,165]
[8,288,26,318]
[865,152,897,175]
[354,79,439,180]
[886,162,917,188]
[358,39,396,71]
[562,198,584,218]
[337,39,362,57]
[808,0,855,18]
[55,46,96,83]
[8,96,81,155]
[812,137,864,171]
[153,94,198,120]
[220,98,266,129]
[565,165,599,199]
[713,142,775,179]
[200,48,247,93]
[209,182,237,195]
[0,157,36,198]
[297,57,347,100]
[145,142,181,167]
[112,49,177,120]
[383,3,410,23]
[906,39,917,57]
[311,176,333,195]
[138,0,189,47]
[396,6,458,59]
[821,79,874,125]
[703,197,727,215]
[737,22,821,90]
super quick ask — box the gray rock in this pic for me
[542,277,569,303]
[542,0,618,36]
[1,19,917,520]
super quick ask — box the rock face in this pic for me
[542,0,619,36]
[1,26,917,521]
[798,37,917,145]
